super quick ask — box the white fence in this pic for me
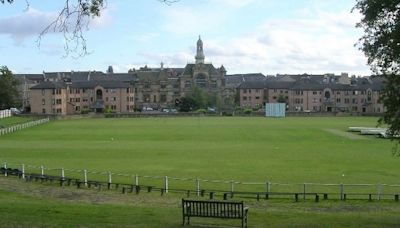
[0,118,50,136]
[2,162,400,200]
[0,109,11,119]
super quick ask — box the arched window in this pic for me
[96,89,103,100]
[367,90,372,102]
[324,91,331,99]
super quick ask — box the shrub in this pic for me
[195,108,207,114]
[243,108,252,115]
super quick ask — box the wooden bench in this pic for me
[182,199,249,228]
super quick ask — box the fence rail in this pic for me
[0,118,50,136]
[1,162,400,201]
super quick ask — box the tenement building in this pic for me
[24,37,231,114]
[19,37,386,115]
[238,73,385,113]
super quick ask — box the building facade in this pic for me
[238,74,385,114]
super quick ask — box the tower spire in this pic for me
[195,35,205,64]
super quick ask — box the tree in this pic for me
[0,66,21,109]
[1,0,178,56]
[354,0,400,145]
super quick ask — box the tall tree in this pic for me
[354,0,400,144]
[0,66,21,109]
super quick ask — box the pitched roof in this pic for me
[30,81,66,89]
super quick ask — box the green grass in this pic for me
[1,176,400,227]
[0,116,400,227]
[0,117,396,183]
[0,116,35,128]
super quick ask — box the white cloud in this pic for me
[198,10,370,75]
[0,8,56,44]
[0,7,112,44]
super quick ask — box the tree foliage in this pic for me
[1,0,179,56]
[354,0,400,143]
[0,66,21,110]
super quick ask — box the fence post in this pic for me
[135,174,139,186]
[230,180,234,193]
[4,162,7,177]
[40,165,44,177]
[164,176,169,193]
[84,169,88,186]
[61,168,65,180]
[196,178,200,197]
[340,184,344,200]
[21,164,25,179]
[377,184,382,200]
[108,172,112,189]
[303,183,307,200]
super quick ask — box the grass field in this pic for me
[0,116,35,128]
[0,116,400,227]
[0,117,397,183]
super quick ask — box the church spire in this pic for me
[195,35,205,64]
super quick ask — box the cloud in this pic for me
[0,7,112,44]
[198,10,370,75]
[0,8,56,44]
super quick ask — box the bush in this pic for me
[243,108,252,115]
[81,109,90,114]
[195,108,207,114]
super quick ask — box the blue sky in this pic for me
[0,0,371,75]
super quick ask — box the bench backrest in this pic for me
[182,199,244,218]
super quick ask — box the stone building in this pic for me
[30,80,134,115]
[238,74,385,114]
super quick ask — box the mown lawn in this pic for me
[1,176,400,227]
[0,116,35,128]
[0,116,399,227]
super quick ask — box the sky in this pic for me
[0,0,371,76]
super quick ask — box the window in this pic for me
[313,91,318,95]
[144,83,150,89]
[75,106,80,111]
[76,98,80,102]
[243,89,247,94]
[126,88,130,93]
[160,95,167,102]
[52,89,55,95]
[255,96,260,100]
[256,89,260,93]
[112,97,116,101]
[243,97,247,101]
[42,99,45,105]
[56,109,62,114]
[42,108,46,114]
[336,98,341,103]
[161,84,166,89]
[195,73,207,88]
[56,99,62,105]
[127,105,130,111]
[52,99,55,105]
[75,89,80,94]
[106,97,109,102]
[345,98,350,104]
[185,80,191,88]
[82,89,86,93]
[111,105,117,110]
[153,95,157,103]
[367,91,372,102]
[127,97,130,102]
